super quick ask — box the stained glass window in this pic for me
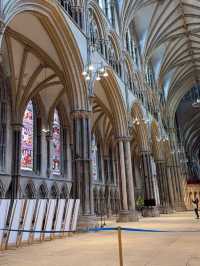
[91,135,98,181]
[21,100,34,171]
[52,109,61,175]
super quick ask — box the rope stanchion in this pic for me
[118,227,123,266]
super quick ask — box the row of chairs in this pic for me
[0,198,80,250]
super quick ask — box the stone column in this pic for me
[103,155,111,217]
[166,162,175,210]
[140,151,160,217]
[156,160,172,213]
[124,141,137,216]
[46,133,52,178]
[169,128,186,211]
[72,110,95,228]
[172,154,186,211]
[10,124,22,199]
[117,139,138,222]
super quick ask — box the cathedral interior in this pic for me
[0,0,200,233]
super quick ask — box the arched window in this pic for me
[106,38,121,76]
[91,135,98,181]
[52,109,61,175]
[97,0,115,27]
[21,100,34,171]
[88,9,104,55]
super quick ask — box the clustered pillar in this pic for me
[71,110,95,227]
[140,151,160,217]
[156,160,172,213]
[117,138,138,222]
[169,128,186,211]
[11,124,22,199]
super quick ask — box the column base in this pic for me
[117,210,139,222]
[77,215,97,231]
[175,201,186,212]
[142,207,160,217]
[159,205,174,214]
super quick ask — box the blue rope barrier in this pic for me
[90,227,200,233]
[1,227,200,234]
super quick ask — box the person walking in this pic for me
[192,197,199,219]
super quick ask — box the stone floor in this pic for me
[1,212,200,266]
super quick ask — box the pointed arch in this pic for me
[2,0,88,124]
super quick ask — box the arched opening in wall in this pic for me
[90,69,128,217]
[50,184,59,199]
[2,3,87,115]
[88,7,105,56]
[38,183,48,199]
[25,182,36,199]
[0,180,5,198]
[106,36,121,77]
[5,182,22,198]
[59,0,83,29]
[124,59,134,92]
[1,2,88,201]
[60,184,69,199]
[130,102,147,202]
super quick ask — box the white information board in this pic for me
[54,199,66,236]
[33,199,47,241]
[0,200,10,248]
[21,199,37,243]
[44,199,57,239]
[71,199,80,232]
[64,199,74,232]
[8,199,25,245]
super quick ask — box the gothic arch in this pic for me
[60,184,69,199]
[25,181,37,199]
[151,120,163,161]
[2,0,88,124]
[50,183,60,198]
[38,182,48,198]
[97,68,129,137]
[131,102,149,152]
[0,180,5,198]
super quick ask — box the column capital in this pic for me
[11,123,23,131]
[115,136,131,142]
[139,150,151,155]
[71,109,91,119]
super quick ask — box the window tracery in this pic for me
[52,109,61,175]
[59,0,83,29]
[106,37,121,76]
[21,100,34,171]
[88,9,104,55]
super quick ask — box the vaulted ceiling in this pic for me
[123,0,200,159]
